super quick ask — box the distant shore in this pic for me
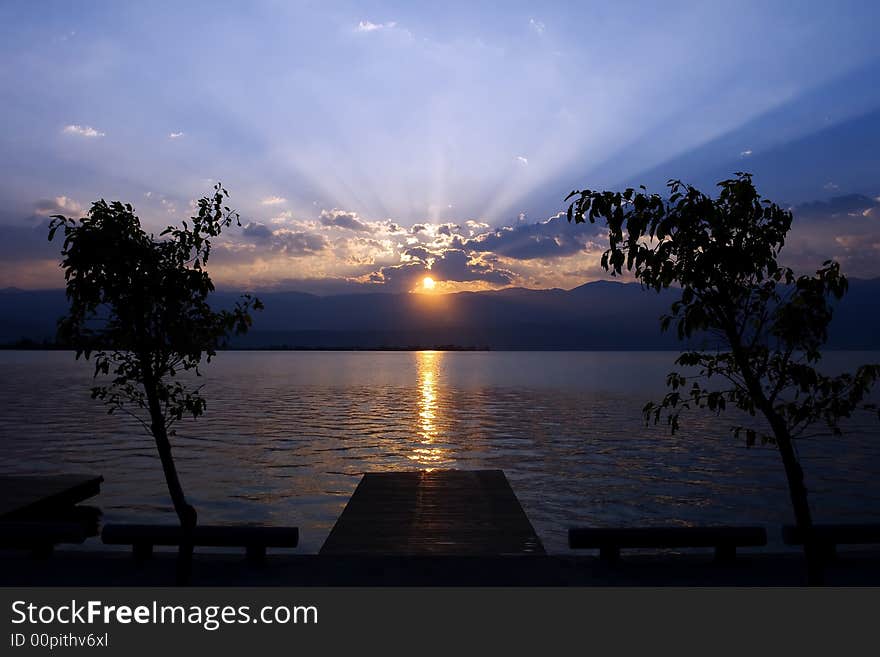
[4,342,880,353]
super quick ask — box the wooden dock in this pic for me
[0,474,103,519]
[320,470,545,555]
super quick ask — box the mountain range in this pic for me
[2,279,879,350]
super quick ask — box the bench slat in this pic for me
[0,521,87,546]
[102,524,299,548]
[569,526,767,550]
[782,523,880,546]
[0,520,88,558]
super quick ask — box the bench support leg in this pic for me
[133,543,153,561]
[819,543,836,563]
[599,546,620,564]
[31,544,54,560]
[714,545,736,563]
[246,545,266,564]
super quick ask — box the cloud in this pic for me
[403,246,432,262]
[62,124,105,138]
[168,131,185,139]
[6,195,605,290]
[33,196,82,217]
[515,155,529,166]
[0,222,58,265]
[319,208,373,232]
[140,191,183,216]
[241,221,328,256]
[793,194,879,221]
[464,212,600,260]
[274,230,329,256]
[428,249,514,285]
[0,198,85,269]
[269,210,293,224]
[783,194,880,278]
[261,196,287,205]
[366,247,514,292]
[367,261,425,291]
[25,188,880,293]
[243,222,274,240]
[356,20,397,32]
[823,182,840,191]
[529,18,546,35]
[160,198,176,215]
[740,149,753,157]
[241,277,372,296]
[465,220,489,234]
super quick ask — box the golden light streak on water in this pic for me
[411,350,450,470]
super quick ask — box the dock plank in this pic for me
[0,474,103,519]
[320,470,544,555]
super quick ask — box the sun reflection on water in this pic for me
[410,350,453,470]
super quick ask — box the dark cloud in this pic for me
[233,277,371,296]
[240,222,328,256]
[0,197,85,272]
[435,222,471,237]
[446,234,468,250]
[793,194,879,221]
[403,246,432,261]
[781,194,880,278]
[368,261,426,292]
[366,248,515,292]
[429,249,513,285]
[464,213,602,260]
[274,230,329,256]
[0,221,58,264]
[243,222,273,240]
[319,209,372,232]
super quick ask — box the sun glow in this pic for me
[422,276,436,290]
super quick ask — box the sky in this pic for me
[1,0,879,293]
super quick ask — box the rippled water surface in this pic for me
[2,350,879,553]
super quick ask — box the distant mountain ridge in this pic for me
[2,279,879,350]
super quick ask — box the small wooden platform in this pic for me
[320,470,544,555]
[0,474,103,519]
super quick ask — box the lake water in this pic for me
[1,350,879,553]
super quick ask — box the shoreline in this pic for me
[4,346,880,352]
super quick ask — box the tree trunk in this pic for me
[765,412,823,585]
[722,325,823,584]
[150,417,197,526]
[142,364,197,584]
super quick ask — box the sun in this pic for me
[422,276,436,290]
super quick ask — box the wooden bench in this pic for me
[101,524,299,562]
[782,523,880,560]
[0,521,88,558]
[569,526,767,563]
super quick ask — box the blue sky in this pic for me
[1,1,879,292]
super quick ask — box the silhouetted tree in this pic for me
[566,172,879,584]
[48,184,261,577]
